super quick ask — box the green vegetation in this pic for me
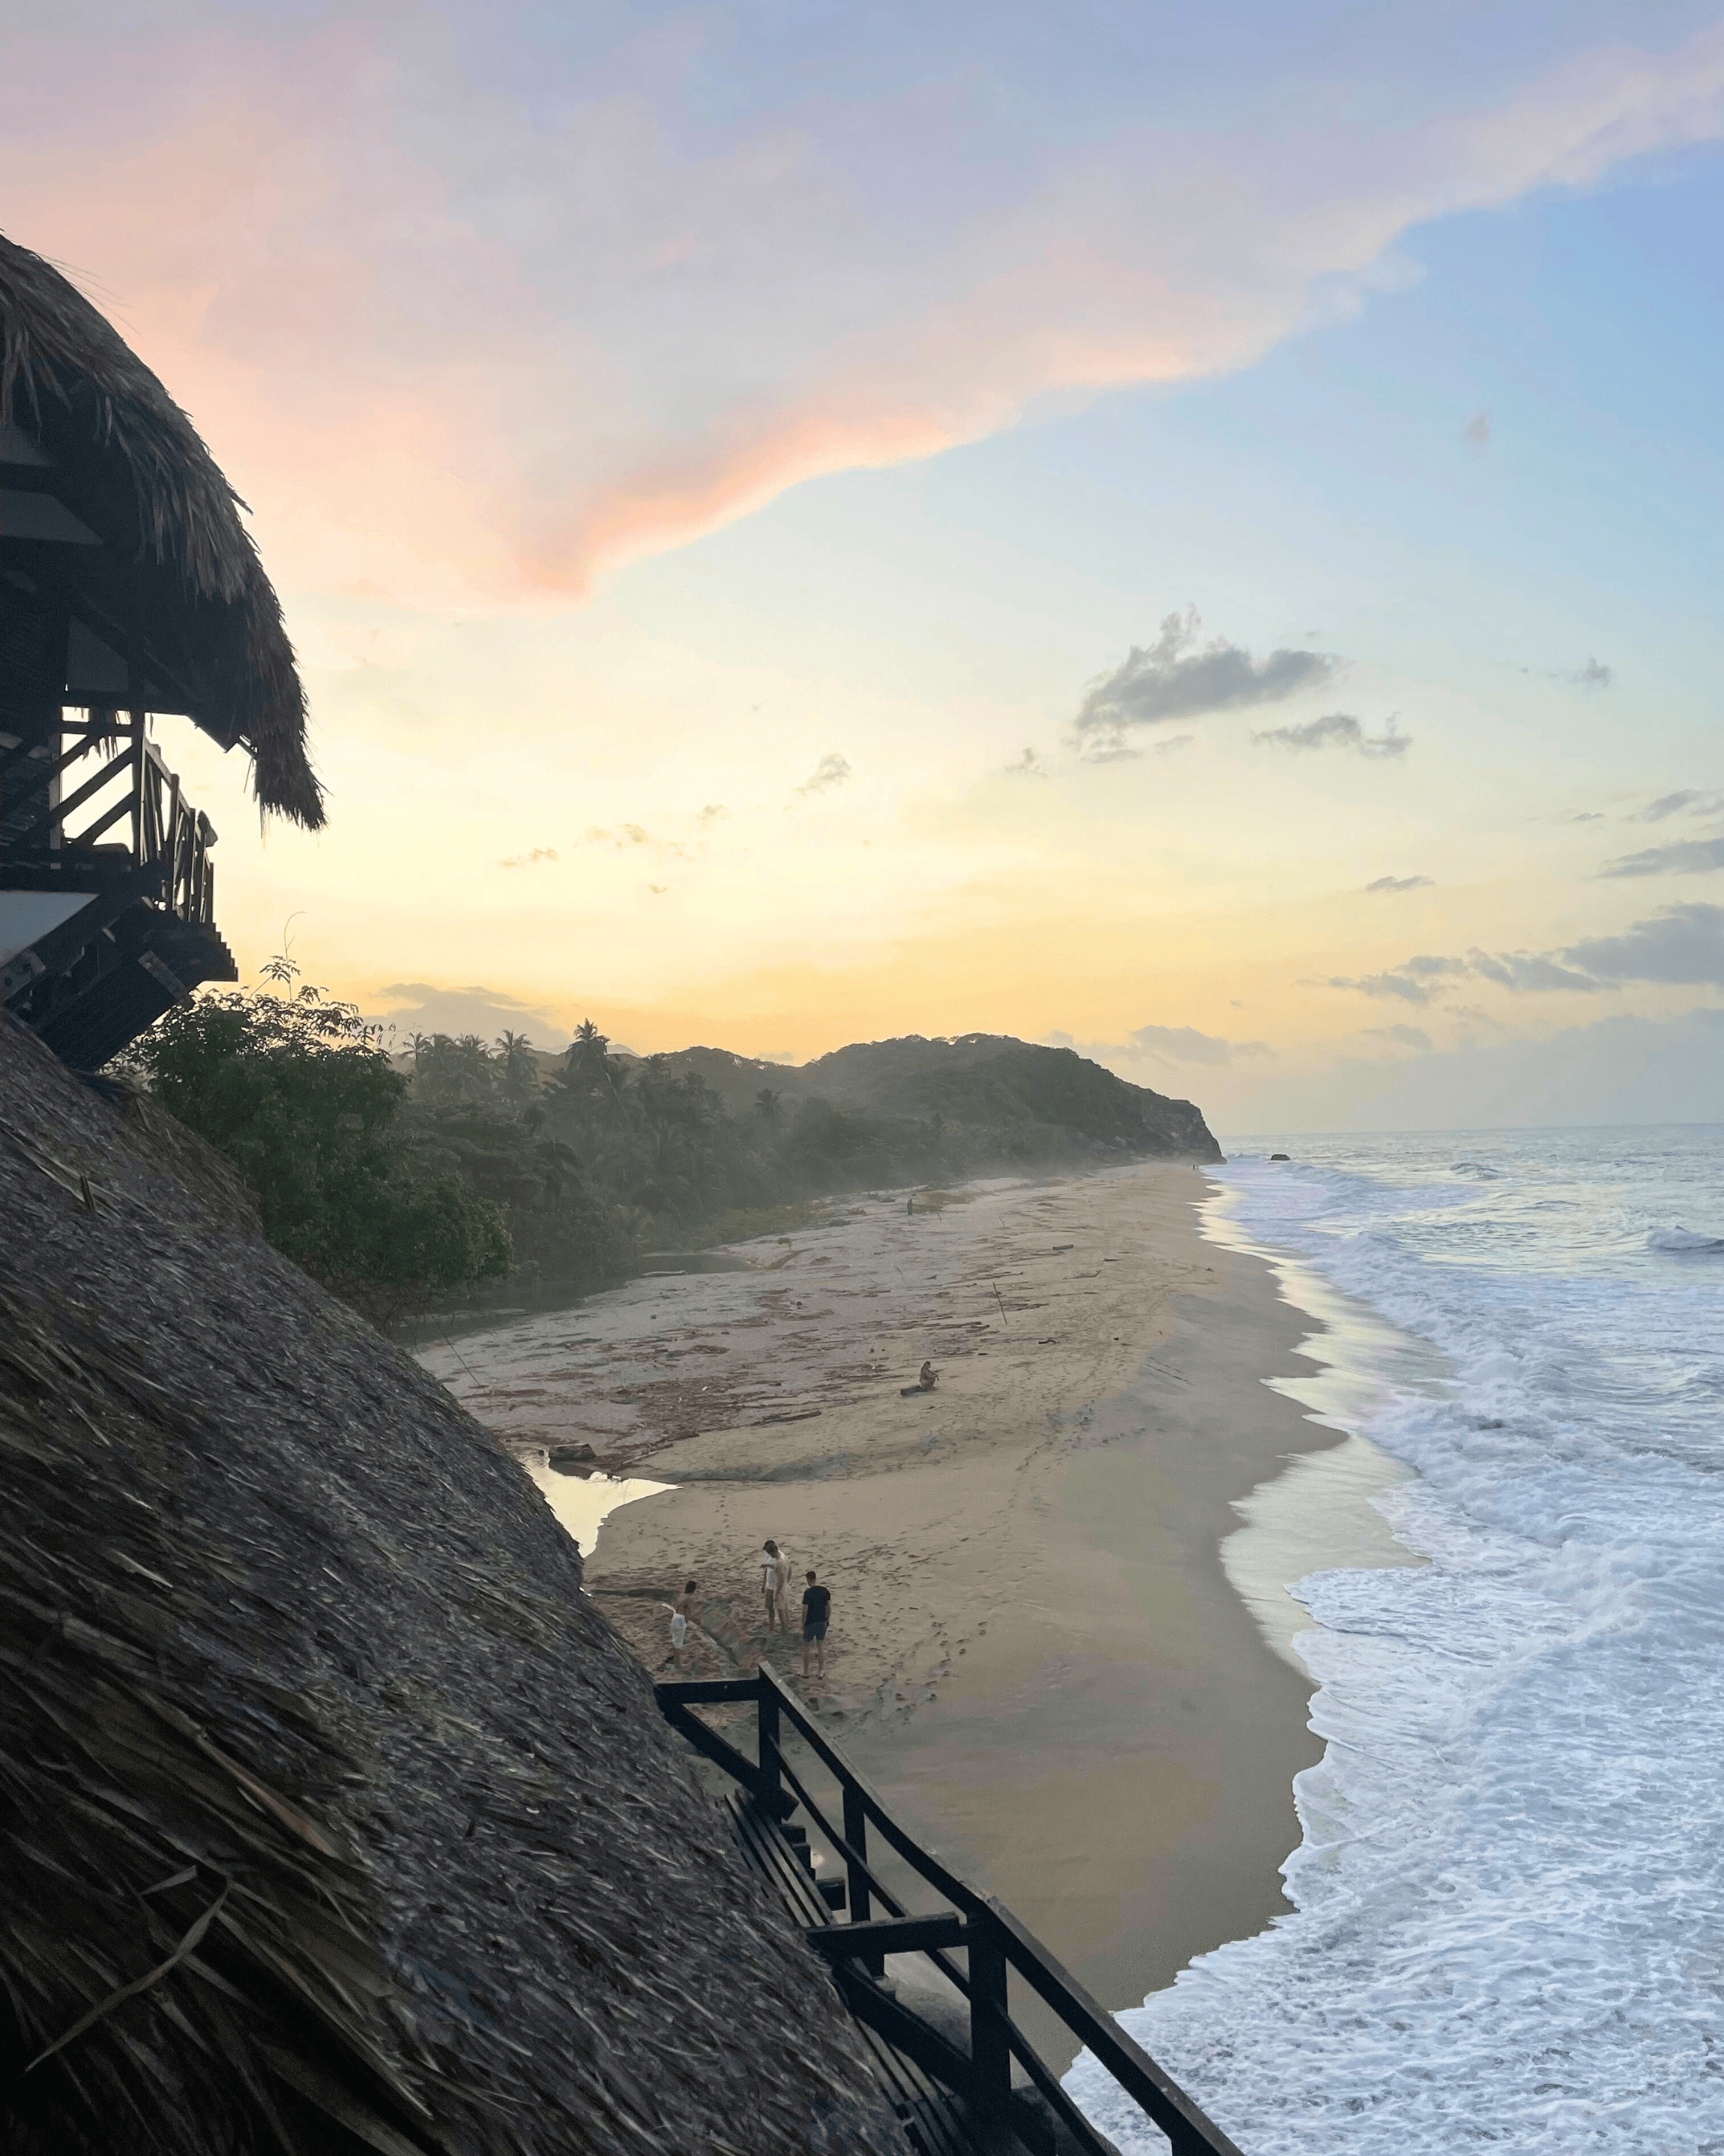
[123,967,513,1323]
[124,978,1219,1322]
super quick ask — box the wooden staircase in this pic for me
[655,1667,1244,2156]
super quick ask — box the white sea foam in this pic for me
[1070,1128,1724,2155]
[1647,1224,1724,1253]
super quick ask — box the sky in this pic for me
[7,0,1724,1130]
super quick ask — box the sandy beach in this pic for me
[419,1161,1416,2043]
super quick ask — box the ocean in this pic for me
[1069,1125,1724,2155]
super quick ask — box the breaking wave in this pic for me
[1070,1127,1724,2155]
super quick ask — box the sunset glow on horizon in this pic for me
[10,0,1724,1130]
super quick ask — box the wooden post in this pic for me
[757,1682,781,1799]
[165,768,181,907]
[842,1786,884,1976]
[968,1913,1011,2134]
[130,713,145,863]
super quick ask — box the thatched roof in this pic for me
[0,233,322,828]
[0,1011,908,2155]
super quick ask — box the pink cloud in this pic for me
[5,12,1723,608]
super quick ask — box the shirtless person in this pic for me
[801,1570,831,1682]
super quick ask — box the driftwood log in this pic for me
[0,1012,908,2155]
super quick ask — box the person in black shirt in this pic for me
[801,1570,831,1681]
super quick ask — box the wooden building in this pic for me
[1,232,322,1068]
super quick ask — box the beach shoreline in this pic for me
[420,1160,1416,2040]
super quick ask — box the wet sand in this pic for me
[419,1163,1419,2041]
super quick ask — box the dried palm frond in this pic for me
[0,1014,911,2156]
[0,232,321,828]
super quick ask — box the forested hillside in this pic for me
[123,978,1220,1316]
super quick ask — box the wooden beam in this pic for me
[804,1914,966,1960]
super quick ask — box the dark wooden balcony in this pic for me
[1,709,236,1069]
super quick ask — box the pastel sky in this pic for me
[10,0,1724,1130]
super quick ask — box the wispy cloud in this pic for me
[1321,947,1597,1002]
[1255,713,1409,759]
[1004,747,1049,780]
[1363,1023,1433,1050]
[1598,836,1724,879]
[582,823,699,860]
[1073,610,1334,760]
[1469,950,1600,993]
[697,803,730,827]
[1365,874,1433,894]
[1640,789,1724,822]
[1048,1023,1273,1068]
[500,846,558,868]
[1462,411,1490,451]
[795,752,852,798]
[1127,1023,1274,1065]
[1320,969,1449,1006]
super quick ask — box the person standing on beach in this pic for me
[801,1569,831,1682]
[670,1579,697,1669]
[773,1542,795,1631]
[759,1541,784,1631]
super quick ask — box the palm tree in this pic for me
[496,1029,540,1108]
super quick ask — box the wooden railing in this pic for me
[657,1665,1244,2156]
[1,711,215,925]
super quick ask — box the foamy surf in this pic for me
[1070,1127,1724,2154]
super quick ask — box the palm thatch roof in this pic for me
[0,1011,908,2155]
[0,233,322,828]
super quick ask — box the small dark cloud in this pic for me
[1363,1024,1433,1050]
[1127,1023,1274,1065]
[500,846,558,868]
[1564,657,1613,689]
[1598,836,1724,879]
[1640,789,1724,822]
[1073,608,1334,758]
[1153,734,1195,756]
[1255,713,1410,759]
[795,752,852,797]
[1462,412,1490,450]
[648,884,668,894]
[1567,811,1606,824]
[1563,902,1724,986]
[584,822,651,848]
[697,803,729,826]
[1005,747,1049,780]
[1365,873,1432,894]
